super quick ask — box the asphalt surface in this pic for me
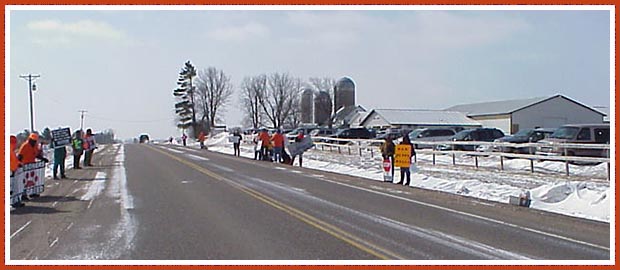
[9,143,610,261]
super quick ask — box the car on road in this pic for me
[438,128,505,151]
[408,128,456,149]
[536,124,610,158]
[494,128,555,154]
[139,134,150,143]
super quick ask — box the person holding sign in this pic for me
[394,135,416,186]
[271,129,285,163]
[51,138,67,179]
[380,135,395,182]
[83,129,97,167]
[232,130,242,157]
[18,133,49,164]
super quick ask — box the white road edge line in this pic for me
[10,220,32,239]
[317,177,610,251]
[49,237,59,247]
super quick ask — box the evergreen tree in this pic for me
[173,61,197,137]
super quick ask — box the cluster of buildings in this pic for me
[298,77,609,135]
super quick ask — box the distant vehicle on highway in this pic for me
[139,134,150,143]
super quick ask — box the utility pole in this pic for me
[78,110,88,132]
[19,74,40,132]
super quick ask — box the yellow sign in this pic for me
[394,145,412,167]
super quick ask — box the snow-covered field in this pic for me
[179,132,611,223]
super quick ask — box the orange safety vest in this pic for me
[10,141,20,172]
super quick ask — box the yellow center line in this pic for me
[145,144,403,260]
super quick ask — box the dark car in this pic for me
[494,128,555,154]
[139,134,150,143]
[440,128,505,151]
[326,128,375,144]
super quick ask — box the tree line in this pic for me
[173,60,338,138]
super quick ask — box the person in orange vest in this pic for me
[198,131,206,149]
[17,133,48,164]
[271,129,285,163]
[291,130,305,167]
[10,135,21,175]
[257,128,270,161]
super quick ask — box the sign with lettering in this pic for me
[394,144,412,167]
[51,127,72,148]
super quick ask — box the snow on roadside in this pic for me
[198,132,611,223]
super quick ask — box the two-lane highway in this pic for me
[12,142,610,260]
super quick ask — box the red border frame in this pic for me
[2,3,617,270]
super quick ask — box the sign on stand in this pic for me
[382,158,393,182]
[51,127,72,148]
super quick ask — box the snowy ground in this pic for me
[172,133,610,223]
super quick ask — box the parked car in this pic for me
[536,124,610,157]
[408,128,456,149]
[494,128,555,154]
[309,128,336,137]
[325,128,375,144]
[286,127,318,139]
[438,128,505,151]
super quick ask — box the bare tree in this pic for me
[195,67,234,133]
[260,73,300,129]
[239,75,267,129]
[309,77,336,128]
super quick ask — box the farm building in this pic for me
[446,94,606,134]
[359,109,481,131]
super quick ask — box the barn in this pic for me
[359,109,481,131]
[446,94,606,134]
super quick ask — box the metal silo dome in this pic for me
[334,76,355,112]
[300,88,315,124]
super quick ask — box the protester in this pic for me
[182,133,188,146]
[398,135,416,186]
[380,135,396,182]
[17,133,49,164]
[198,131,206,149]
[232,130,242,157]
[252,135,261,160]
[257,128,270,161]
[51,136,67,179]
[10,135,21,175]
[72,130,84,169]
[83,129,97,167]
[271,129,285,163]
[291,130,305,167]
[169,136,174,144]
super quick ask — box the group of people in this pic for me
[9,128,97,207]
[380,134,416,186]
[252,128,305,167]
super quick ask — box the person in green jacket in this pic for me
[72,130,84,169]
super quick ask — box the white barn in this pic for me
[359,109,481,130]
[446,94,606,134]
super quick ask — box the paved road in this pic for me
[10,143,610,260]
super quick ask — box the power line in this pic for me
[78,110,88,131]
[19,74,40,132]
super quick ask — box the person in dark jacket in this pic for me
[72,130,84,169]
[380,135,395,181]
[232,131,242,157]
[399,135,416,186]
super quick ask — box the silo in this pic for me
[334,77,356,113]
[314,91,331,126]
[300,88,314,124]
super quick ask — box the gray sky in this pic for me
[8,7,612,140]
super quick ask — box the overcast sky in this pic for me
[8,7,612,140]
